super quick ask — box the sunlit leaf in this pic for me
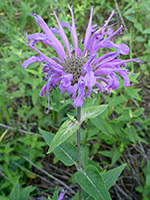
[48,120,79,153]
[9,180,20,200]
[75,165,111,200]
[81,105,107,122]
[101,164,127,189]
[39,128,78,166]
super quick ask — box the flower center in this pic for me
[62,56,88,84]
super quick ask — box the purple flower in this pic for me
[21,5,142,107]
[58,189,67,200]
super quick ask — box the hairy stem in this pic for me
[77,107,81,199]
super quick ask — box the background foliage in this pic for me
[0,0,150,199]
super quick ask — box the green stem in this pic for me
[77,107,81,200]
[83,119,90,146]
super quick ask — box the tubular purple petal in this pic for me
[40,83,47,96]
[115,69,130,87]
[53,10,71,57]
[93,9,117,37]
[32,13,67,60]
[104,28,114,35]
[108,58,140,66]
[67,4,79,56]
[107,73,119,90]
[113,43,130,55]
[27,32,53,47]
[73,77,85,107]
[60,20,72,31]
[90,25,124,55]
[84,71,96,98]
[82,56,95,75]
[95,82,106,93]
[21,56,44,68]
[27,43,64,71]
[59,74,73,94]
[98,54,120,67]
[51,57,62,64]
[94,67,115,76]
[46,74,56,96]
[27,32,46,41]
[93,52,117,66]
[88,9,117,55]
[84,7,93,55]
[72,83,78,101]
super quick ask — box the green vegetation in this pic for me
[0,0,149,199]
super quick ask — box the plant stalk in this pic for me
[77,107,81,200]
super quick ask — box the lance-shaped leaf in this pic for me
[101,163,127,189]
[75,165,111,200]
[81,105,108,122]
[9,180,20,200]
[48,120,79,153]
[39,128,78,166]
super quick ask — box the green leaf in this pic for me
[72,192,79,200]
[108,96,126,107]
[101,164,127,189]
[9,180,20,200]
[25,69,41,75]
[48,120,79,153]
[146,174,150,186]
[0,95,11,125]
[99,151,113,158]
[39,128,78,166]
[75,165,111,200]
[0,197,9,200]
[133,108,144,117]
[20,186,36,200]
[53,141,78,166]
[19,14,27,30]
[135,36,145,42]
[137,136,148,144]
[135,186,144,193]
[124,15,135,22]
[143,28,150,34]
[81,105,107,122]
[111,148,121,166]
[67,114,76,123]
[82,190,95,200]
[123,7,136,15]
[134,23,143,32]
[125,87,141,100]
[52,189,58,200]
[32,90,39,106]
[91,116,115,137]
[81,146,89,169]
[125,126,137,144]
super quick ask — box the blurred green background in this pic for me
[0,0,150,199]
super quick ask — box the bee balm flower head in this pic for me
[21,5,142,108]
